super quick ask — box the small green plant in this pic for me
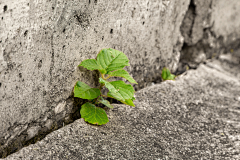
[74,48,137,125]
[161,67,176,81]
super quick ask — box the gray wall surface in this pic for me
[0,0,240,158]
[180,0,240,67]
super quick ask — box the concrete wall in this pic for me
[180,0,240,68]
[0,0,190,157]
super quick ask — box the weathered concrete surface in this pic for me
[4,60,240,159]
[180,0,240,68]
[0,0,191,157]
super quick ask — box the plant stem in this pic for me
[105,75,111,79]
[94,96,100,104]
[101,73,111,80]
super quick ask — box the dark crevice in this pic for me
[178,0,240,76]
[19,73,22,78]
[49,34,55,85]
[24,30,28,37]
[178,0,212,74]
[180,0,196,45]
[110,29,113,34]
[179,28,223,73]
[187,0,196,40]
[3,5,7,12]
[22,96,84,150]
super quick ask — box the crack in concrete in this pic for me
[0,95,84,158]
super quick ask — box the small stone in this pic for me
[27,126,41,140]
[55,101,66,114]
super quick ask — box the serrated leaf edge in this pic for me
[97,48,130,72]
[108,69,137,84]
[74,81,100,99]
[80,103,109,125]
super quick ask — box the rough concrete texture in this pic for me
[0,0,191,157]
[3,59,240,159]
[180,0,240,68]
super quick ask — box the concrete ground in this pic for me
[3,58,240,160]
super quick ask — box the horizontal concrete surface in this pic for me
[4,59,240,159]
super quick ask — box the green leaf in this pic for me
[109,80,135,100]
[74,81,100,99]
[99,78,135,101]
[80,102,109,125]
[161,67,170,80]
[167,74,176,80]
[108,69,137,84]
[161,67,175,80]
[78,59,106,74]
[99,77,124,101]
[97,48,130,72]
[121,99,135,107]
[98,98,114,109]
[106,94,135,107]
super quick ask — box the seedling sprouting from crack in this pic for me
[161,67,176,81]
[74,48,137,125]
